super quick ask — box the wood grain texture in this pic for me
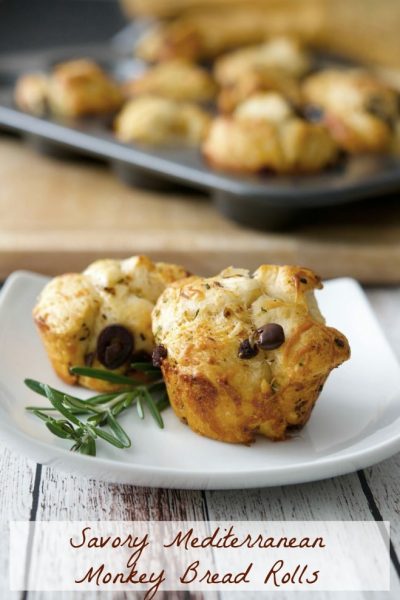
[25,470,210,599]
[34,470,208,521]
[361,288,400,563]
[205,471,400,600]
[0,136,399,283]
[0,442,36,600]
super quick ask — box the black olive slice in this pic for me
[152,345,168,367]
[238,339,259,359]
[301,104,324,123]
[96,324,134,370]
[257,323,285,350]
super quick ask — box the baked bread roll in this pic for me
[215,37,309,113]
[124,60,216,102]
[218,68,302,114]
[122,0,282,18]
[14,73,49,116]
[203,92,337,173]
[152,265,350,444]
[135,3,321,62]
[214,37,311,87]
[115,96,211,145]
[15,59,123,118]
[33,256,189,392]
[302,68,400,153]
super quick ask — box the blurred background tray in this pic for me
[2,41,400,230]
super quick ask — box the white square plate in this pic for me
[0,271,400,489]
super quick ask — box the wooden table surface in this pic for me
[0,285,399,600]
[1,135,400,284]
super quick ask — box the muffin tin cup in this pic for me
[1,43,400,230]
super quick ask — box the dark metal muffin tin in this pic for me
[1,42,400,229]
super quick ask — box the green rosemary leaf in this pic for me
[156,395,170,413]
[148,380,166,392]
[25,379,80,404]
[131,362,160,373]
[63,396,104,415]
[86,413,108,427]
[37,385,78,426]
[25,361,168,455]
[79,436,96,456]
[106,412,131,448]
[85,392,123,404]
[45,420,74,439]
[27,408,56,422]
[91,426,126,449]
[69,366,139,386]
[136,395,144,420]
[141,387,164,429]
[25,405,88,415]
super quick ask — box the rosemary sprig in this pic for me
[24,363,169,456]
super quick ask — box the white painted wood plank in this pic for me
[0,441,36,600]
[361,289,400,558]
[26,468,210,600]
[206,473,399,600]
[34,468,208,521]
[363,455,400,551]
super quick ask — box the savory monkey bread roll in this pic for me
[152,265,350,444]
[203,92,338,173]
[15,59,123,118]
[33,256,189,392]
[302,69,400,154]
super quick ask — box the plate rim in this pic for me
[1,270,400,489]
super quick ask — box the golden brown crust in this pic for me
[15,59,123,118]
[203,92,337,173]
[123,60,216,102]
[218,69,302,114]
[152,264,350,444]
[214,37,309,114]
[136,4,322,62]
[33,256,189,392]
[302,68,400,153]
[114,96,211,145]
[214,37,310,86]
[122,0,276,18]
[14,73,49,115]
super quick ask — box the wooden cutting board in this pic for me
[0,135,399,284]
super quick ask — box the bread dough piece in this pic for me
[218,68,302,113]
[124,60,216,102]
[136,5,321,62]
[15,59,123,118]
[33,256,189,392]
[203,92,338,173]
[14,73,49,116]
[303,68,400,153]
[152,264,350,443]
[115,96,211,145]
[214,37,310,86]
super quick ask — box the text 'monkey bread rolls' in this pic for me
[33,256,189,392]
[152,265,350,444]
